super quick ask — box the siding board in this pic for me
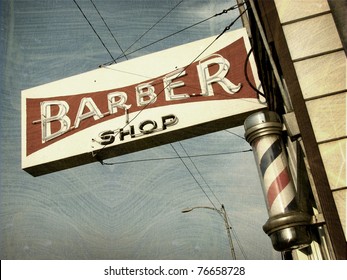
[332,189,347,239]
[294,51,346,100]
[319,138,347,189]
[274,0,330,23]
[282,14,342,60]
[306,93,347,142]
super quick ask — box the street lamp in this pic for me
[181,204,236,259]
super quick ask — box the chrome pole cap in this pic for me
[244,110,282,144]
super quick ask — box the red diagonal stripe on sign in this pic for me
[267,167,291,209]
[25,37,257,156]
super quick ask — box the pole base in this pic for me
[263,212,312,251]
[269,225,312,251]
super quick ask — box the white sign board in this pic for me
[22,28,265,176]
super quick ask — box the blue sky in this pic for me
[1,0,280,259]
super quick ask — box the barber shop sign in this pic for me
[22,28,265,176]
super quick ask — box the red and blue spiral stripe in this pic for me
[254,136,297,216]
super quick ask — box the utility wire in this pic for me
[170,143,218,209]
[101,149,252,165]
[104,3,245,65]
[89,0,128,61]
[105,16,213,64]
[73,0,117,63]
[176,141,247,259]
[74,2,249,258]
[224,129,246,140]
[102,143,250,257]
[178,141,223,206]
[94,8,248,157]
[226,214,248,259]
[177,141,248,259]
[118,0,185,61]
[118,8,249,130]
[214,8,247,42]
[92,2,249,257]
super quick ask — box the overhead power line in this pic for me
[84,1,249,257]
[73,0,117,63]
[93,7,248,158]
[104,3,246,65]
[173,141,248,259]
[178,141,223,206]
[224,130,246,140]
[89,0,128,61]
[112,8,249,134]
[100,149,252,165]
[118,0,185,61]
[225,209,248,259]
[170,143,218,209]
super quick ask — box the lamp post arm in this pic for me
[181,206,219,213]
[181,204,237,259]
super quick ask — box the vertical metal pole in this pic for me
[221,205,236,260]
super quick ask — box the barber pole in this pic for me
[253,135,296,216]
[244,111,312,251]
